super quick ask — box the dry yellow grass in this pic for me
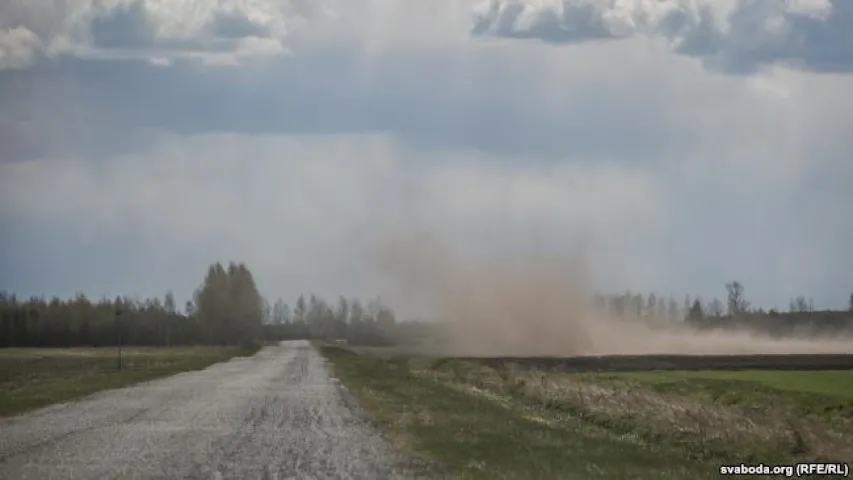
[417,359,853,463]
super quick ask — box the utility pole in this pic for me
[115,307,123,371]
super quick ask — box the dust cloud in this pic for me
[367,230,853,356]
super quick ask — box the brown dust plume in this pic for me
[367,230,853,356]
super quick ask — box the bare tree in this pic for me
[707,298,724,317]
[725,281,750,316]
[789,296,812,313]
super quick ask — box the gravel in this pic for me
[0,340,423,480]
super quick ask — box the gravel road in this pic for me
[0,340,423,480]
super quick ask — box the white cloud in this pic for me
[0,0,326,66]
[0,27,41,70]
[785,0,832,19]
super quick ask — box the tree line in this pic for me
[261,294,440,346]
[596,281,853,321]
[2,269,852,348]
[592,281,752,322]
[0,261,266,347]
[0,261,420,348]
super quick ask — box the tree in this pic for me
[294,295,306,324]
[0,261,281,348]
[707,298,724,317]
[164,291,176,314]
[687,298,705,322]
[272,299,286,325]
[184,300,195,317]
[631,293,644,318]
[725,281,750,316]
[261,297,272,324]
[789,296,812,313]
[228,262,264,343]
[646,293,657,318]
[193,262,263,345]
[281,304,291,324]
[376,303,396,339]
[194,263,229,344]
[334,296,350,338]
[667,298,679,322]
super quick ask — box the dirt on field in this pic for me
[368,231,853,357]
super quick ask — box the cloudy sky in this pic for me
[1,0,852,313]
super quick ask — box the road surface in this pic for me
[0,340,424,480]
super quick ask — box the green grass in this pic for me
[607,370,853,399]
[0,345,260,417]
[323,348,853,478]
[322,346,724,480]
[593,370,853,428]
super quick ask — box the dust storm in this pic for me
[366,230,853,357]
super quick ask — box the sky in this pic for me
[1,0,852,314]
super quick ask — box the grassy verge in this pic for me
[322,346,728,480]
[0,344,260,417]
[584,370,853,461]
[322,346,853,479]
[484,369,853,464]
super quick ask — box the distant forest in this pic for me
[1,266,852,348]
[0,262,429,348]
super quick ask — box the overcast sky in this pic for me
[1,0,852,313]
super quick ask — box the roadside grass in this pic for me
[584,370,853,461]
[0,345,260,417]
[322,346,721,480]
[483,368,853,465]
[606,370,853,400]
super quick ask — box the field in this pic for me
[0,345,259,417]
[322,345,853,479]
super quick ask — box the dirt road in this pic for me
[0,340,418,480]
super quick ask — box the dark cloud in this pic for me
[0,51,692,163]
[91,1,155,49]
[706,0,853,74]
[471,0,853,74]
